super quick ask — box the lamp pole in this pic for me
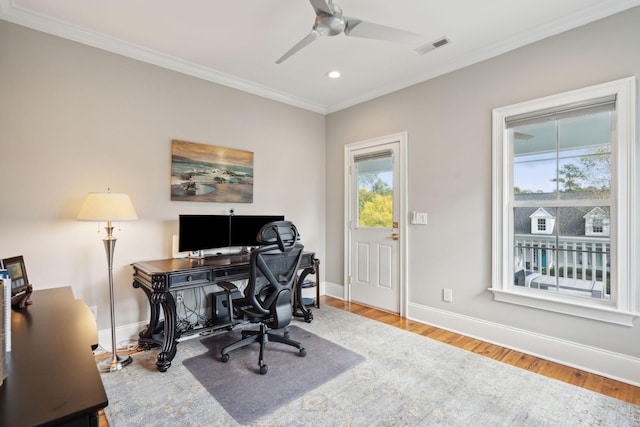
[97,221,132,372]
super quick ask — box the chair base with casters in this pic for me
[220,322,306,375]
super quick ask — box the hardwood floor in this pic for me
[98,295,639,426]
[321,295,640,406]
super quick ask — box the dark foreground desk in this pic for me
[132,252,317,372]
[0,287,107,427]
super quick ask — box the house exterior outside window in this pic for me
[584,207,610,237]
[491,77,637,326]
[530,208,554,235]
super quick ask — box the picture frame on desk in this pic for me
[2,256,28,296]
[1,255,33,309]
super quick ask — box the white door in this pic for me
[345,134,406,314]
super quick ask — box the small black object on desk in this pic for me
[11,284,33,310]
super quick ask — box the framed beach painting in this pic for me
[171,140,254,203]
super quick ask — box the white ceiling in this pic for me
[2,0,639,114]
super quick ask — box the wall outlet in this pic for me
[443,288,453,302]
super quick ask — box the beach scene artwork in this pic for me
[171,139,254,203]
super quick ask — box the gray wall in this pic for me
[326,7,640,360]
[0,21,326,331]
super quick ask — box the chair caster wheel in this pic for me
[221,353,230,363]
[259,364,268,375]
[299,348,306,357]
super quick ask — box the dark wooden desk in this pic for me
[132,252,317,372]
[0,287,107,427]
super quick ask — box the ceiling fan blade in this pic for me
[344,18,421,44]
[309,0,333,15]
[276,31,319,64]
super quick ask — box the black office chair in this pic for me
[219,221,306,374]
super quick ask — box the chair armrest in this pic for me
[218,281,239,323]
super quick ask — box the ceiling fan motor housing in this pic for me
[315,9,346,36]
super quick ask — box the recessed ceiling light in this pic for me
[326,70,341,79]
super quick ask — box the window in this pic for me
[593,219,603,233]
[355,151,393,228]
[491,77,637,325]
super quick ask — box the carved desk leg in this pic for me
[295,264,316,323]
[155,290,178,372]
[133,280,161,349]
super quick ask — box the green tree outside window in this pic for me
[358,175,392,227]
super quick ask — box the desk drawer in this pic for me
[168,270,212,287]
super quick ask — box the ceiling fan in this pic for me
[276,0,422,64]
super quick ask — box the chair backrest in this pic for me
[246,221,304,329]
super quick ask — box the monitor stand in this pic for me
[188,250,204,259]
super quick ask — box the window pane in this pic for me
[512,110,612,201]
[357,156,393,228]
[557,111,612,199]
[513,121,558,198]
[513,205,611,300]
[513,158,557,197]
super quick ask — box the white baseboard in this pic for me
[324,281,345,300]
[407,302,640,387]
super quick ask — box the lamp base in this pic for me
[98,352,133,373]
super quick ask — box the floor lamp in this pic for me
[77,191,138,373]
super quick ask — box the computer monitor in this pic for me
[229,215,284,248]
[178,214,230,252]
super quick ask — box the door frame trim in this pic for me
[344,132,408,316]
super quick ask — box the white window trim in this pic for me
[491,77,638,326]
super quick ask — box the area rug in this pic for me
[182,325,366,424]
[101,306,640,426]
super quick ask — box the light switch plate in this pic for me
[411,211,428,225]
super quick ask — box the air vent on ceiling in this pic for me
[415,36,451,55]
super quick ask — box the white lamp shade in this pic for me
[77,192,138,222]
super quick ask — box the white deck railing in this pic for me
[514,234,610,299]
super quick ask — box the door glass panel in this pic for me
[356,156,393,228]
